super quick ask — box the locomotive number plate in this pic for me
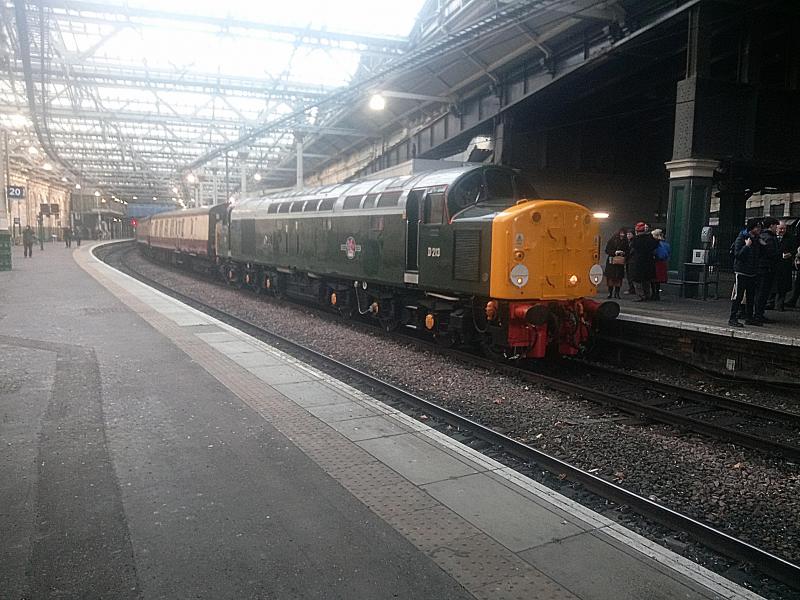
[427,247,441,258]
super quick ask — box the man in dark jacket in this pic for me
[753,217,779,323]
[628,222,659,301]
[22,225,35,258]
[729,218,761,327]
[771,221,796,311]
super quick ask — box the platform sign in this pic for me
[6,185,25,199]
[50,203,60,214]
[13,217,20,225]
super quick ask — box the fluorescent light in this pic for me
[253,172,262,182]
[74,183,81,190]
[94,190,101,197]
[593,212,610,219]
[186,173,197,184]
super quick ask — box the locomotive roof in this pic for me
[236,164,505,211]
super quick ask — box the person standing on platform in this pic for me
[22,225,35,258]
[604,228,629,299]
[74,228,81,247]
[64,228,72,248]
[651,229,671,301]
[628,222,658,301]
[772,221,796,311]
[754,217,779,324]
[624,230,636,294]
[729,218,761,327]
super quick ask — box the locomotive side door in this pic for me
[405,189,424,273]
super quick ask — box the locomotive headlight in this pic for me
[568,274,579,286]
[589,264,604,285]
[510,264,528,288]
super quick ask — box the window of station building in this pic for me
[424,191,445,224]
[319,198,335,211]
[290,201,304,213]
[745,206,764,218]
[362,193,379,209]
[278,202,291,213]
[343,195,363,209]
[370,215,384,231]
[770,204,786,217]
[377,190,401,208]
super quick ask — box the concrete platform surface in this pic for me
[0,242,765,600]
[602,288,800,347]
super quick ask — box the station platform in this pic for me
[594,288,800,381]
[0,242,764,600]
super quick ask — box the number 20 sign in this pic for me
[6,186,25,199]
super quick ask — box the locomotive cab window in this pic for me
[423,191,445,224]
[484,169,515,203]
[447,171,484,217]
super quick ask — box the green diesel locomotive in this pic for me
[138,164,618,358]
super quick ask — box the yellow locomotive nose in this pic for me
[489,200,599,300]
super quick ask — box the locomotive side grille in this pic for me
[241,219,256,255]
[453,230,481,281]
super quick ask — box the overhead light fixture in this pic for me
[61,176,68,183]
[368,93,386,111]
[253,172,262,182]
[172,186,179,194]
[28,145,38,155]
[101,198,106,203]
[74,183,81,190]
[186,173,197,184]
[42,162,53,171]
[132,195,138,200]
[94,190,101,197]
[153,196,157,201]
[593,212,610,219]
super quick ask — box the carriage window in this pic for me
[424,192,445,224]
[485,169,515,202]
[318,198,335,211]
[343,195,362,209]
[362,194,379,209]
[267,203,279,213]
[303,199,320,211]
[377,191,401,208]
[278,202,291,213]
[290,201,304,212]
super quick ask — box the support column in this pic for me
[715,189,748,268]
[296,137,304,191]
[0,131,10,271]
[664,158,718,276]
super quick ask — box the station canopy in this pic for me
[1,0,634,206]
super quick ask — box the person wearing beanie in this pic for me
[628,222,659,301]
[728,218,762,327]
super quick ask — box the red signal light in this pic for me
[131,218,138,228]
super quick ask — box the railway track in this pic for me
[100,241,800,590]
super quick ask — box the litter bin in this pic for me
[0,230,11,271]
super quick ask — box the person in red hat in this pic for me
[628,222,659,301]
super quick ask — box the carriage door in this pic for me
[405,189,424,272]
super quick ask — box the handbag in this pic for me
[611,255,626,265]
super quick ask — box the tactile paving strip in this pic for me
[81,251,722,600]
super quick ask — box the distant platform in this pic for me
[0,242,769,599]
